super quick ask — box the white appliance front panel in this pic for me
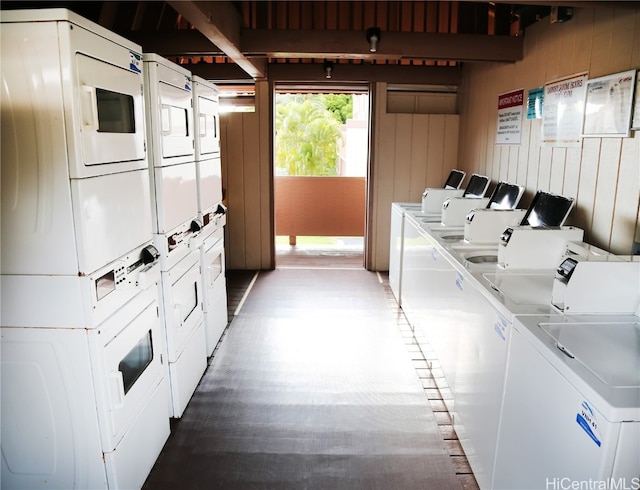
[160,252,204,361]
[168,320,208,417]
[1,327,108,490]
[159,81,194,159]
[143,54,194,166]
[74,52,146,170]
[103,377,170,489]
[493,328,622,489]
[1,13,148,182]
[93,289,167,450]
[196,156,223,215]
[202,231,227,355]
[152,162,198,234]
[72,169,153,275]
[193,76,220,158]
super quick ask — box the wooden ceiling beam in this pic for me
[166,0,266,79]
[241,29,523,63]
[184,61,462,86]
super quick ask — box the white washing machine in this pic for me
[494,314,640,489]
[389,202,423,305]
[1,8,152,277]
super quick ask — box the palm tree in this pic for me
[275,95,344,176]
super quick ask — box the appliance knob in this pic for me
[190,218,203,232]
[216,203,227,215]
[141,244,160,264]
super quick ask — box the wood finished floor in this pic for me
[144,246,479,490]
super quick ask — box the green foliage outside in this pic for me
[275,94,353,176]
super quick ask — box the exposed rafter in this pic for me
[166,0,266,79]
[241,29,523,63]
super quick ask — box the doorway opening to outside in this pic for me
[273,85,370,269]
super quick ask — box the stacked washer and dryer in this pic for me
[1,10,170,489]
[192,76,229,357]
[1,9,229,489]
[142,54,208,419]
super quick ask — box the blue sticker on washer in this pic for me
[576,401,601,447]
[494,314,507,341]
[455,272,464,291]
[184,75,192,91]
[129,51,142,73]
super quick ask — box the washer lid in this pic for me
[539,321,640,387]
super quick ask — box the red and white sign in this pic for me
[496,89,524,145]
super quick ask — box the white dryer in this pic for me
[193,75,223,219]
[1,8,152,277]
[143,53,198,242]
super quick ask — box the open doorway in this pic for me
[273,85,370,269]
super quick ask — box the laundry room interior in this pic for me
[1,2,639,490]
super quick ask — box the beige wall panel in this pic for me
[609,9,637,75]
[458,6,639,256]
[409,115,430,200]
[538,147,553,191]
[371,110,397,269]
[591,139,622,249]
[443,115,460,182]
[632,10,640,68]
[573,138,600,233]
[222,113,247,269]
[549,148,567,195]
[589,9,614,78]
[257,81,273,269]
[425,115,446,186]
[393,114,414,199]
[220,81,273,270]
[572,8,595,74]
[610,135,640,254]
[563,148,582,200]
[515,119,530,187]
[241,112,263,269]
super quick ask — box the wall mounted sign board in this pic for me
[583,69,636,137]
[542,73,588,148]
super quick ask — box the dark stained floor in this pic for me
[143,244,479,490]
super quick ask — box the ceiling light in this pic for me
[366,27,381,53]
[323,60,334,79]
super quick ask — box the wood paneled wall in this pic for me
[368,82,460,270]
[221,81,274,270]
[458,7,640,255]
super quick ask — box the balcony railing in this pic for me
[274,176,365,245]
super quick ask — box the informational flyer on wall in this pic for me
[496,89,524,145]
[542,73,588,147]
[583,69,636,137]
[527,87,544,119]
[631,71,640,130]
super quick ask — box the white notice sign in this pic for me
[542,73,588,147]
[583,70,636,137]
[496,89,524,145]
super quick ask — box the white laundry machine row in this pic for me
[143,54,208,416]
[1,10,171,489]
[193,75,229,355]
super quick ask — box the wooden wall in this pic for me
[221,81,274,270]
[368,83,460,270]
[457,6,640,254]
